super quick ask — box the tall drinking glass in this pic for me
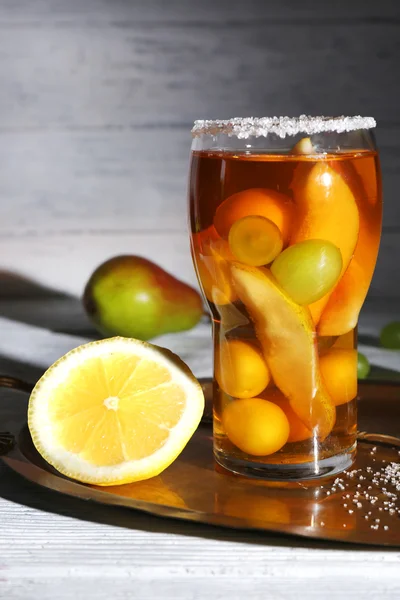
[188,116,382,480]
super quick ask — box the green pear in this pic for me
[83,256,204,340]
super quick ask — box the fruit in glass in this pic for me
[189,116,382,480]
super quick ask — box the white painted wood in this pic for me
[0,231,197,296]
[1,230,398,298]
[1,0,399,23]
[0,17,399,128]
[0,128,398,236]
[0,126,398,297]
[0,315,213,380]
[0,484,399,600]
[0,130,190,234]
[0,311,399,388]
[0,0,399,299]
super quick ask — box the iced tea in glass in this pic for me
[189,116,382,480]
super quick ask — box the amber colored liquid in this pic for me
[189,150,382,475]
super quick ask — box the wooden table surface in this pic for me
[1,299,400,599]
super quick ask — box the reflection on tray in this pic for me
[1,379,400,546]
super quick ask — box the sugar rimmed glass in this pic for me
[188,116,382,481]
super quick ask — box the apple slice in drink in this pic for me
[230,263,336,440]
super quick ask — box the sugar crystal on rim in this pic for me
[192,115,376,139]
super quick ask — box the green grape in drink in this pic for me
[270,239,343,305]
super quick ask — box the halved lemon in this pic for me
[28,337,204,486]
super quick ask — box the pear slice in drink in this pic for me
[230,263,335,440]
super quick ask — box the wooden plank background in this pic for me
[0,0,399,299]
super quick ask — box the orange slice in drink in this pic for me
[228,215,283,266]
[214,188,293,245]
[222,397,290,456]
[215,339,270,399]
[319,348,357,406]
[28,337,204,485]
[261,389,311,443]
[230,263,336,439]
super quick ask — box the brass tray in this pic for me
[1,377,400,547]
